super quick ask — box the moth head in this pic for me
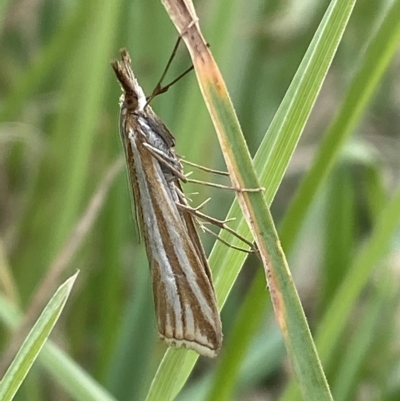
[112,50,147,112]
[123,91,139,111]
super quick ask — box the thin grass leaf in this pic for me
[0,272,78,401]
[0,290,118,401]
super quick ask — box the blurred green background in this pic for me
[1,0,400,400]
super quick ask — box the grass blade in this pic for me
[0,272,78,401]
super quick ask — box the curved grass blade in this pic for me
[0,272,78,401]
[0,286,118,401]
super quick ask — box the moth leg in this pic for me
[181,158,230,176]
[176,200,257,252]
[142,142,187,181]
[199,224,254,253]
[185,178,264,193]
[144,142,263,193]
[179,158,264,193]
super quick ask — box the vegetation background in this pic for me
[1,0,399,400]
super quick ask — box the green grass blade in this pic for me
[0,272,78,401]
[0,288,118,401]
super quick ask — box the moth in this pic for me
[112,49,222,357]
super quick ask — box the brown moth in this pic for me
[112,50,222,357]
